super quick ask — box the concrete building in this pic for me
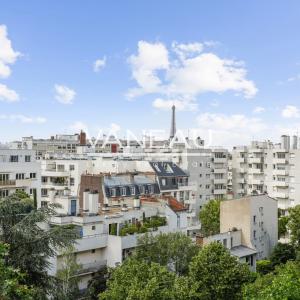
[0,148,41,201]
[47,192,188,291]
[220,195,278,260]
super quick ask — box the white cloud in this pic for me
[195,113,268,147]
[93,56,106,72]
[210,100,220,107]
[0,83,19,102]
[127,41,169,98]
[127,40,257,109]
[282,105,300,118]
[0,25,21,78]
[0,114,46,124]
[54,84,76,104]
[253,106,265,114]
[153,97,197,111]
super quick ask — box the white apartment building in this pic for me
[47,193,188,291]
[0,148,41,201]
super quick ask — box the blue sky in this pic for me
[1,1,300,147]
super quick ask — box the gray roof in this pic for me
[104,176,132,186]
[133,175,155,185]
[149,161,188,177]
[230,246,257,258]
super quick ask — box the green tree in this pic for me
[199,199,221,236]
[288,205,300,247]
[0,243,35,300]
[243,261,300,300]
[99,258,176,300]
[87,267,108,300]
[53,246,81,300]
[270,243,296,267]
[278,215,289,238]
[134,232,199,275]
[188,242,254,300]
[256,260,273,275]
[0,194,78,298]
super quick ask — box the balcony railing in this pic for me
[0,180,16,186]
[76,260,107,275]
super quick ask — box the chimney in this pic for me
[169,105,176,139]
[79,130,87,146]
[292,135,298,150]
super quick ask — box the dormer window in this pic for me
[111,188,116,197]
[130,186,135,195]
[121,187,127,196]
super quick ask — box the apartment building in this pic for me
[47,189,188,290]
[220,195,278,260]
[0,148,41,201]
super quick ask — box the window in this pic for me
[30,173,36,179]
[179,191,184,201]
[57,164,65,171]
[253,230,256,239]
[42,176,47,183]
[148,185,153,194]
[10,155,18,162]
[41,189,48,197]
[41,201,48,207]
[92,225,96,230]
[121,187,127,196]
[16,173,25,180]
[0,189,9,197]
[161,178,166,186]
[111,188,116,197]
[91,249,96,254]
[223,239,227,247]
[130,186,135,195]
[139,185,145,194]
[253,215,256,224]
[70,177,75,186]
[205,184,210,189]
[69,165,75,171]
[25,155,31,162]
[0,174,9,181]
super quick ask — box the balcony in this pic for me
[16,179,35,187]
[213,178,227,184]
[273,169,288,176]
[248,168,263,174]
[42,170,70,177]
[274,158,288,165]
[274,180,289,187]
[0,180,16,187]
[272,191,289,199]
[76,260,107,276]
[237,157,246,163]
[213,157,227,163]
[75,234,108,252]
[248,179,264,185]
[213,189,227,195]
[237,178,245,184]
[213,168,227,174]
[248,157,263,164]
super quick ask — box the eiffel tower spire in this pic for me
[170,105,176,139]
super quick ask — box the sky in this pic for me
[1,1,300,147]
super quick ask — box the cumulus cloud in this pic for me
[282,105,300,118]
[127,40,257,109]
[253,106,265,114]
[0,114,46,124]
[0,83,19,102]
[93,56,106,72]
[0,25,21,78]
[127,41,169,98]
[54,84,76,104]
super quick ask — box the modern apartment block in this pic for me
[230,136,297,212]
[0,148,41,201]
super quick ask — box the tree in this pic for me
[86,267,108,300]
[287,205,300,246]
[0,194,78,298]
[188,242,254,300]
[278,216,289,238]
[199,199,221,236]
[99,258,177,300]
[270,243,296,267]
[243,261,300,300]
[0,243,35,300]
[134,232,199,275]
[256,260,273,275]
[53,246,81,300]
